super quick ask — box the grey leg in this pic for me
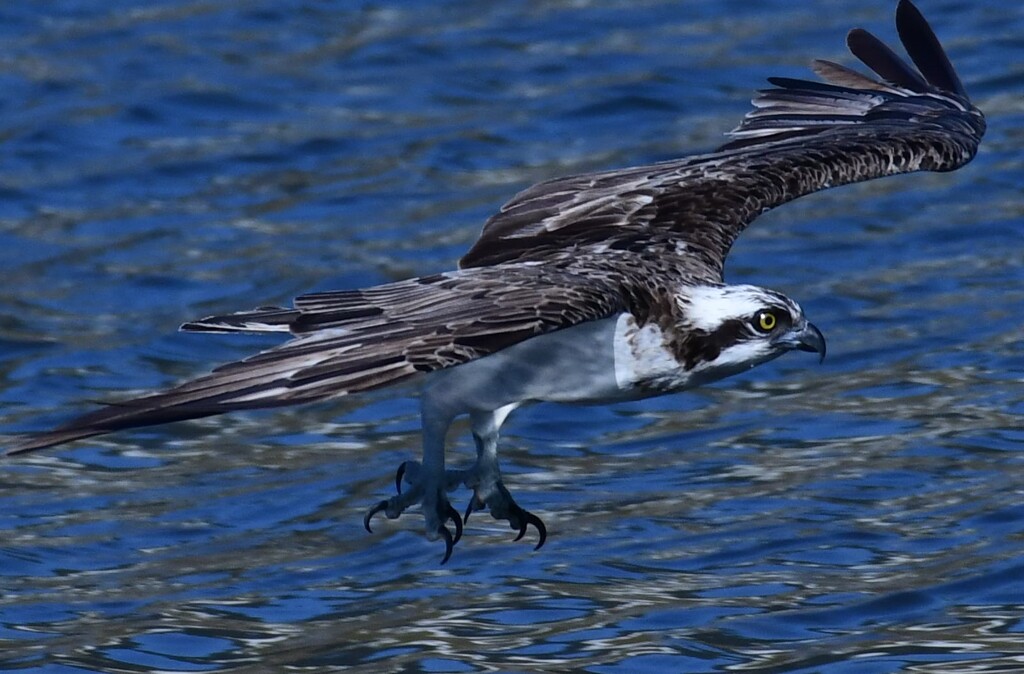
[363,396,463,563]
[459,407,546,549]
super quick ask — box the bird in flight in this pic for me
[7,1,984,563]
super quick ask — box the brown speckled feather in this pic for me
[5,0,983,455]
[7,261,640,453]
[458,0,984,278]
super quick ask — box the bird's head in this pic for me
[673,284,825,382]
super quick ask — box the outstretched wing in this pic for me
[459,0,985,280]
[6,266,625,454]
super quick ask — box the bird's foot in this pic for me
[456,468,547,550]
[363,460,463,564]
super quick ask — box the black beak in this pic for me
[794,322,827,364]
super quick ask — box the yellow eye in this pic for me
[757,311,777,332]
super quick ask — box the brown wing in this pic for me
[459,0,985,281]
[6,265,626,454]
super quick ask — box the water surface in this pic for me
[2,1,1023,672]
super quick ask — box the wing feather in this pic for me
[459,0,984,277]
[7,265,626,454]
[895,0,967,98]
[7,1,985,456]
[846,28,930,93]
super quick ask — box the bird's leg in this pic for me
[363,400,463,564]
[456,408,546,549]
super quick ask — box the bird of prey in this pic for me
[6,0,984,563]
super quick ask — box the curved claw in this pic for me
[363,499,389,534]
[445,502,464,545]
[395,462,408,495]
[513,509,548,551]
[438,524,454,565]
[464,496,481,524]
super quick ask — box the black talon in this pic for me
[364,499,389,534]
[395,462,407,495]
[511,507,547,550]
[445,502,463,545]
[464,495,481,524]
[526,511,547,551]
[438,524,454,565]
[513,518,528,542]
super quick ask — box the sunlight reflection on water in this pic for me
[2,0,1023,672]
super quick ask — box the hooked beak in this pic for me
[796,322,827,363]
[775,321,827,364]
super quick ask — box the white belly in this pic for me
[422,313,694,415]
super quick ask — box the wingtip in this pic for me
[178,320,219,333]
[846,24,930,93]
[4,428,100,456]
[894,0,968,99]
[895,0,923,26]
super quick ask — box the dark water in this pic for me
[2,1,1023,672]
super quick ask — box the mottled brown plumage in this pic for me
[462,6,983,275]
[6,1,984,488]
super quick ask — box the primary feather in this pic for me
[7,0,984,464]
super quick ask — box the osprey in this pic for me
[7,0,984,563]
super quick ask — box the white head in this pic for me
[673,283,825,382]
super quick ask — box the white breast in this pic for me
[611,313,694,394]
[424,313,693,417]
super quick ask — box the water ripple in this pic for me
[2,1,1023,672]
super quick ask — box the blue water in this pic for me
[2,1,1023,672]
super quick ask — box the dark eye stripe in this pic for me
[674,304,797,371]
[676,318,748,370]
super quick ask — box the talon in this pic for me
[363,499,389,534]
[395,462,407,494]
[464,495,481,524]
[438,524,454,565]
[512,508,547,550]
[445,502,463,545]
[526,511,547,550]
[513,518,527,542]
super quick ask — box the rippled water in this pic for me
[2,1,1023,672]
